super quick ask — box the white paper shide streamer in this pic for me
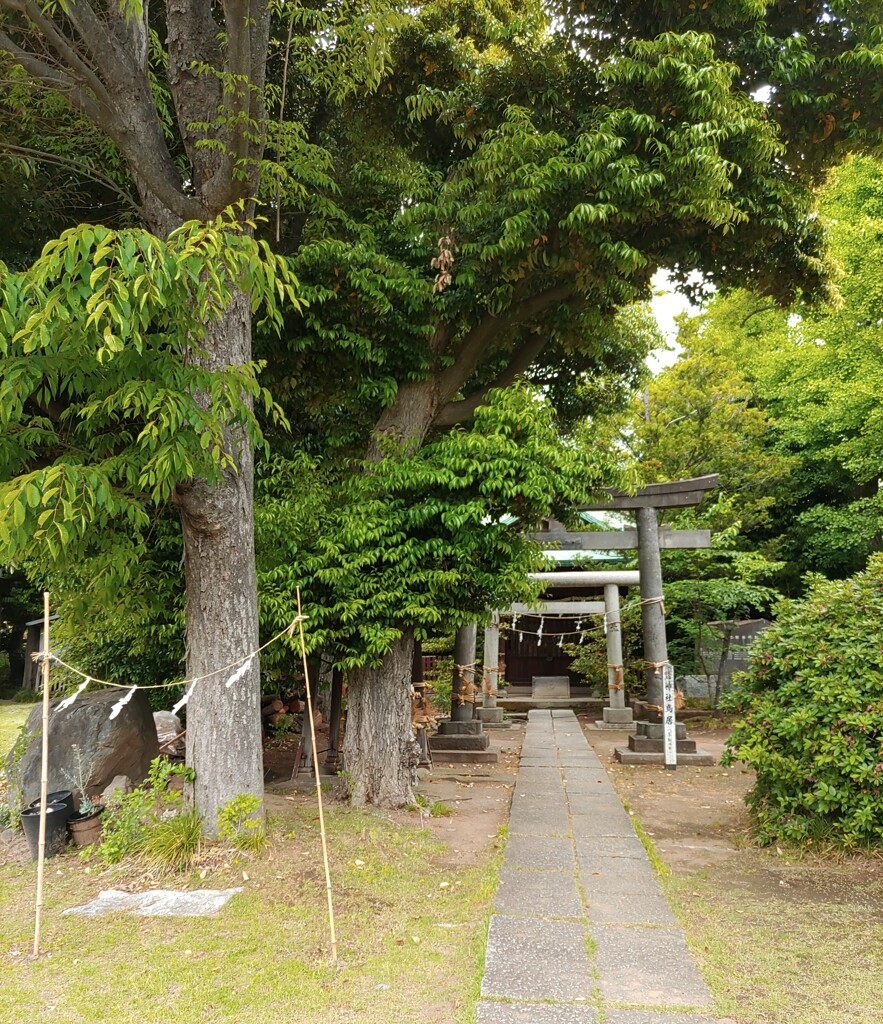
[109,685,138,720]
[224,655,253,688]
[56,677,91,712]
[171,680,197,716]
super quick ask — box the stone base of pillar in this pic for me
[594,705,637,731]
[429,717,499,761]
[429,733,490,751]
[476,707,505,724]
[430,749,499,764]
[437,719,484,736]
[614,747,716,766]
[635,721,688,741]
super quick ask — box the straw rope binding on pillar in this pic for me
[454,662,477,705]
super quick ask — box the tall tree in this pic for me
[0,0,399,826]
[256,1,881,801]
[1,1,881,810]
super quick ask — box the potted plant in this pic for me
[63,745,104,848]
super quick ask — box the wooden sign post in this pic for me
[661,663,677,771]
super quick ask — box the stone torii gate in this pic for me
[576,474,719,764]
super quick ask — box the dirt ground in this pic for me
[582,722,751,874]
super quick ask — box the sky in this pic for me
[647,268,702,374]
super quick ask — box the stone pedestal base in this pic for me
[428,717,499,762]
[431,750,499,764]
[531,675,570,698]
[614,747,716,766]
[429,733,490,751]
[437,719,484,736]
[615,718,715,765]
[593,720,638,732]
[593,705,637,731]
[477,705,512,729]
[636,721,688,741]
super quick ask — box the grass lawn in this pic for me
[0,701,31,758]
[0,795,500,1024]
[666,857,883,1024]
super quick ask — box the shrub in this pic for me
[140,809,203,873]
[217,793,267,852]
[722,556,883,847]
[96,757,195,865]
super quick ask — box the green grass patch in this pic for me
[0,797,504,1024]
[0,702,30,760]
[663,863,883,1024]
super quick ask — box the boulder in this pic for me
[8,688,159,808]
[153,710,185,757]
[101,775,133,805]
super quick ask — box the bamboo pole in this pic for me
[33,591,51,958]
[295,589,338,963]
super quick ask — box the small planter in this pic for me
[21,802,70,860]
[28,789,75,822]
[67,807,104,849]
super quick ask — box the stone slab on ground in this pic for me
[433,750,499,764]
[585,887,679,927]
[508,804,572,836]
[494,868,584,919]
[590,925,714,1007]
[504,834,577,871]
[614,749,716,767]
[605,1014,721,1024]
[64,887,242,917]
[482,915,593,1001]
[570,811,637,838]
[478,1002,599,1023]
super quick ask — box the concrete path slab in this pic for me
[606,1014,721,1024]
[495,868,584,919]
[478,710,719,1023]
[591,925,713,1007]
[482,915,594,1001]
[478,1001,598,1022]
[505,834,577,871]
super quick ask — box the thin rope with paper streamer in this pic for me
[109,686,138,720]
[55,677,90,712]
[48,617,298,692]
[225,656,253,688]
[171,680,197,716]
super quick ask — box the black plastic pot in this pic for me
[28,789,75,822]
[20,802,69,860]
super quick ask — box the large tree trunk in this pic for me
[343,630,420,807]
[345,377,442,806]
[175,289,264,831]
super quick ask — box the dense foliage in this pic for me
[256,385,616,668]
[722,556,883,847]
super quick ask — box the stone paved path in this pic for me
[477,709,721,1024]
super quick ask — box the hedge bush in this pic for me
[722,555,883,847]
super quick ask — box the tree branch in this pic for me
[0,143,142,215]
[0,0,196,227]
[0,26,102,121]
[433,332,550,427]
[436,282,573,404]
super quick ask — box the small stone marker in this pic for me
[64,887,242,917]
[661,664,677,770]
[531,675,571,698]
